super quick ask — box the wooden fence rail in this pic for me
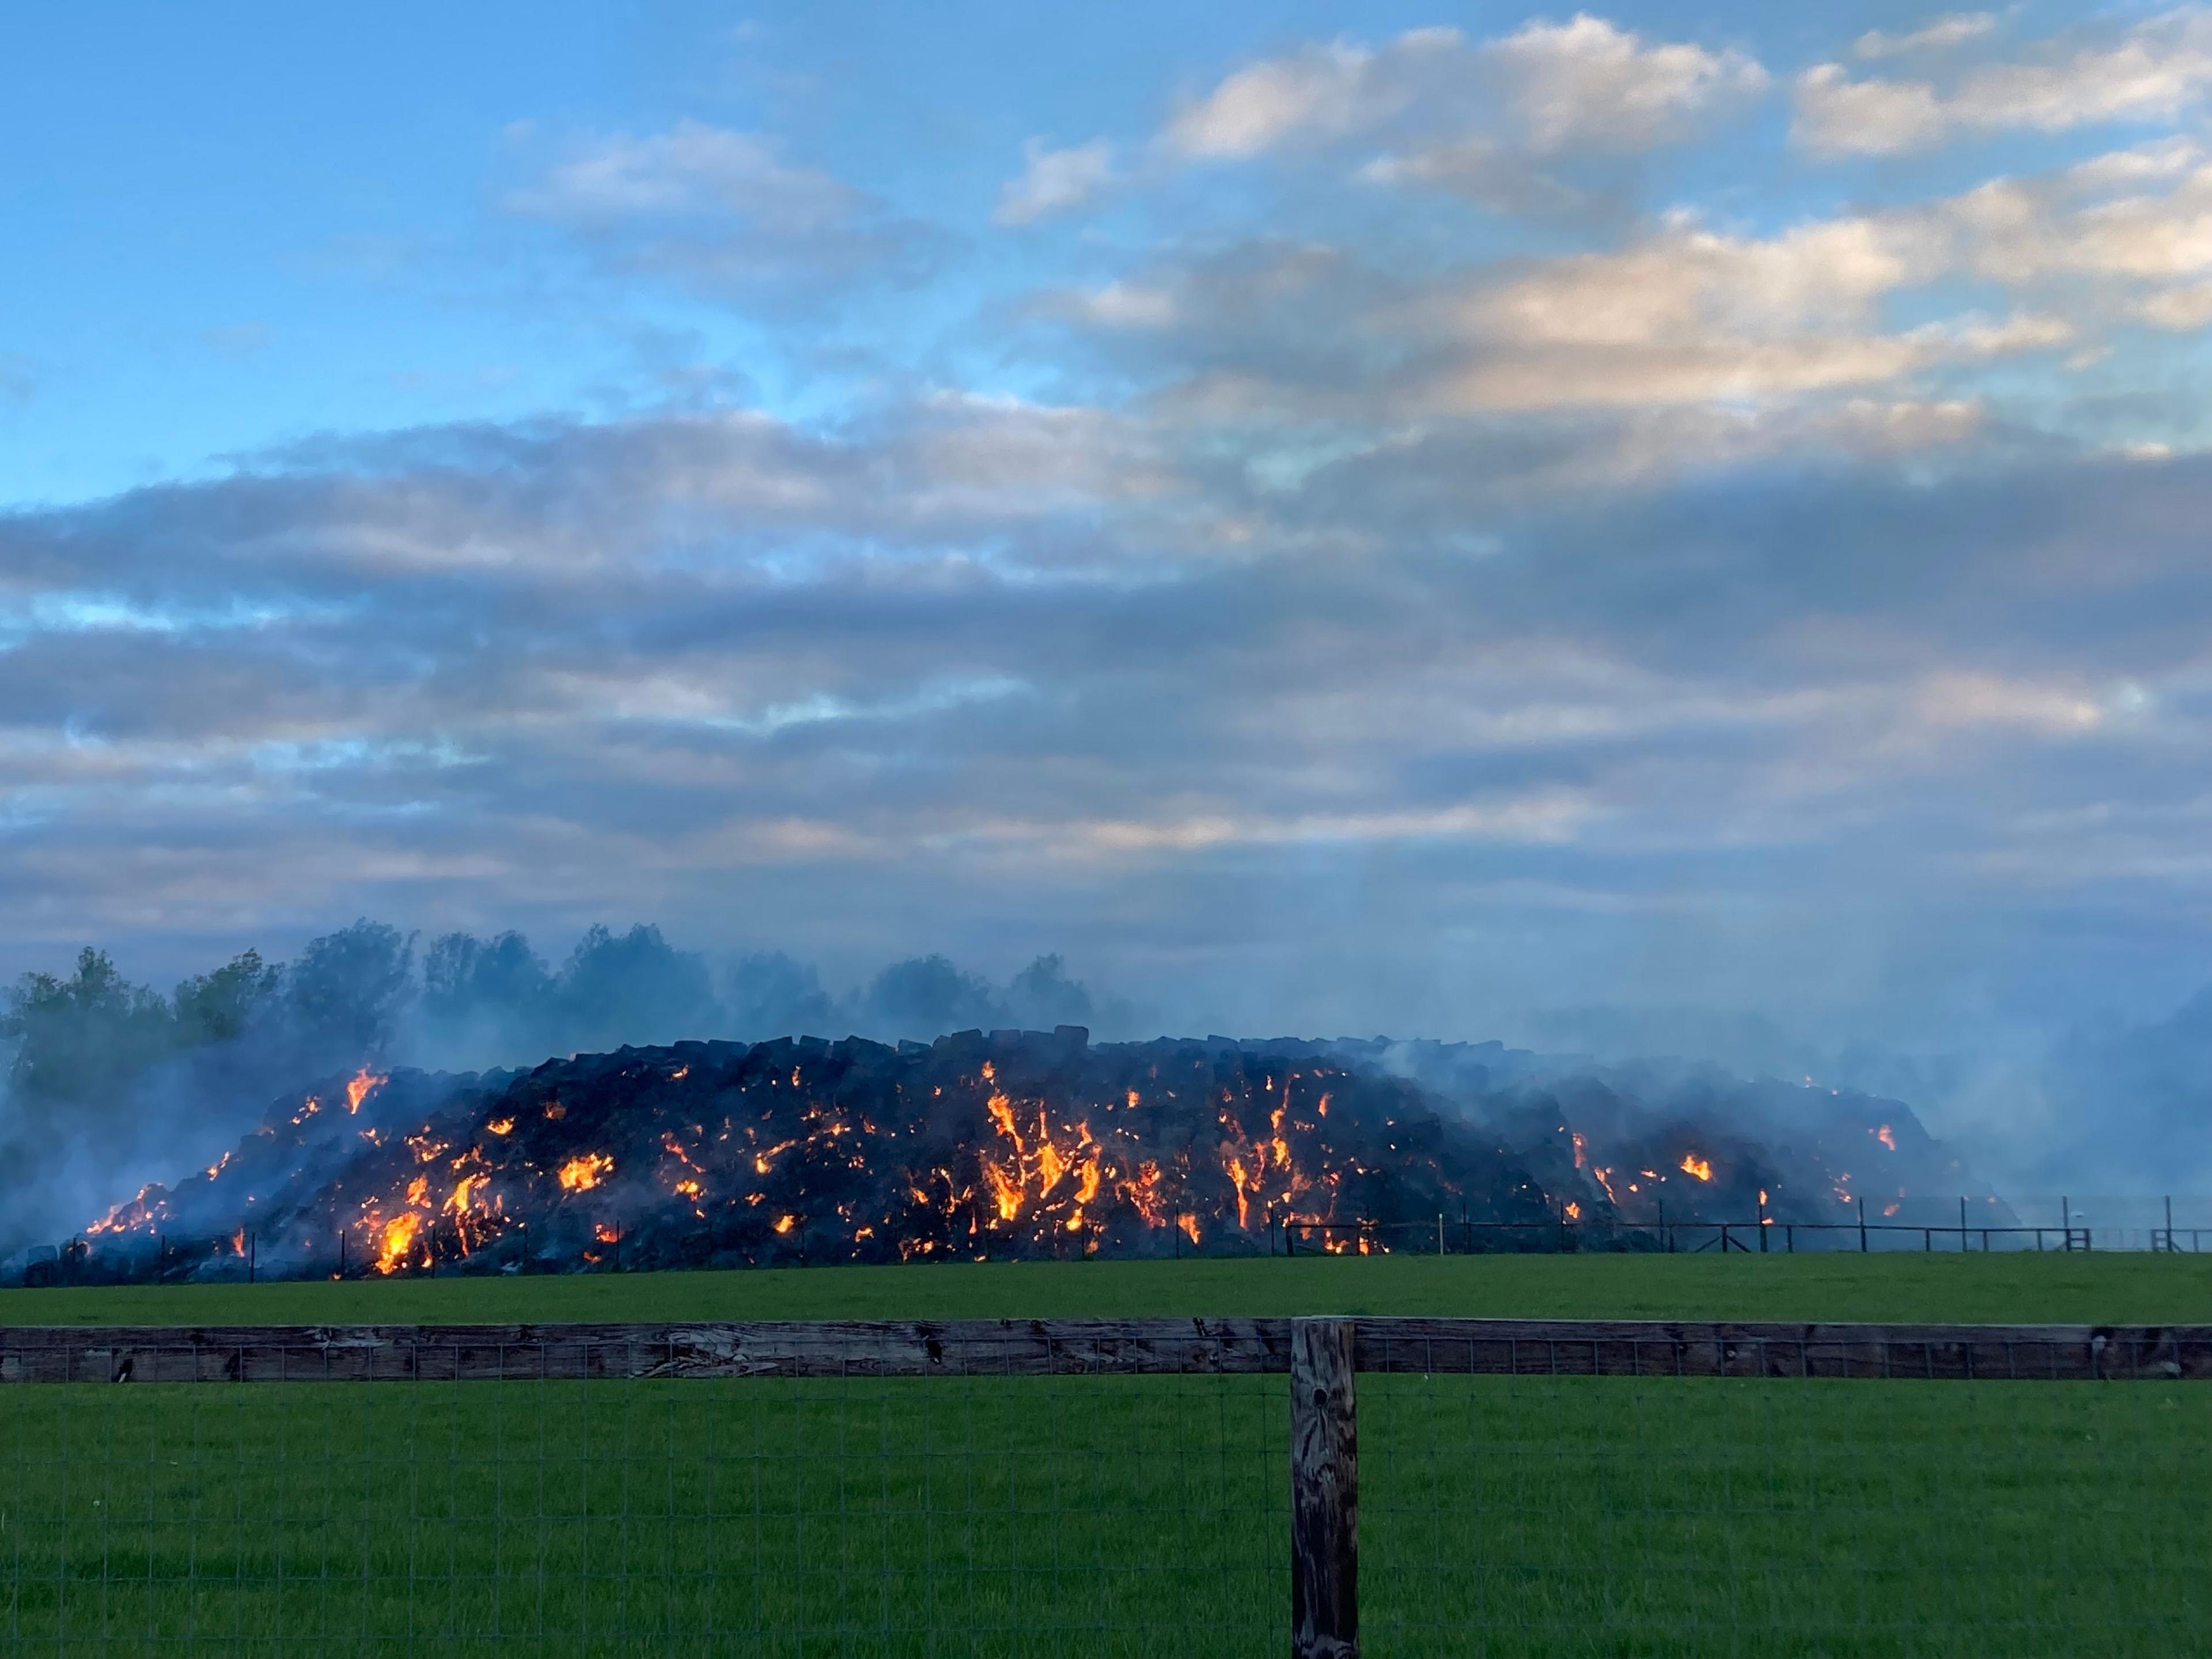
[1,1316,2206,1385]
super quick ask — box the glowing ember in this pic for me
[558,1152,613,1191]
[374,1211,422,1275]
[72,1030,1962,1282]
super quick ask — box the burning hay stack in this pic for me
[85,1028,1562,1279]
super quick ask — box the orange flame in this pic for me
[485,1118,514,1136]
[1874,1124,1896,1151]
[773,1214,797,1234]
[983,1159,1022,1222]
[345,1069,387,1115]
[1037,1138,1068,1194]
[558,1152,613,1192]
[374,1211,421,1274]
[1680,1153,1713,1182]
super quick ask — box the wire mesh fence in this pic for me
[1287,1192,2212,1256]
[1,1319,2205,1657]
[14,1194,2212,1289]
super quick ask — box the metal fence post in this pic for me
[1290,1316,1358,1659]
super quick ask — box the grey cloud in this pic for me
[6,404,2212,1076]
[501,121,949,307]
[1166,19,1765,162]
[995,138,1118,225]
[1796,7,2212,156]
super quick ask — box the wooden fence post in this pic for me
[1290,1316,1358,1659]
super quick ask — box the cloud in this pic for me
[9,401,2212,1048]
[1853,13,1998,61]
[1164,33,1429,159]
[1061,198,2079,435]
[1798,9,2212,156]
[1487,14,1767,151]
[1923,139,2212,325]
[1794,65,1950,155]
[507,122,847,224]
[503,120,937,301]
[1165,16,1764,165]
[11,332,2212,1070]
[1059,126,2212,463]
[994,138,1118,225]
[0,355,33,406]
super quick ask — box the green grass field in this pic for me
[3,1255,2207,1656]
[9,1248,2210,1328]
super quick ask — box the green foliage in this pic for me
[172,949,279,1048]
[283,919,411,1055]
[1,948,177,1110]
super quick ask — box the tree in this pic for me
[859,955,1003,1040]
[2,948,176,1111]
[722,951,840,1040]
[173,949,279,1048]
[556,925,721,1050]
[285,921,413,1060]
[1006,955,1093,1028]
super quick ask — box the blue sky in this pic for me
[18,0,2185,503]
[7,2,2212,1135]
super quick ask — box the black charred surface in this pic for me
[86,1031,1559,1279]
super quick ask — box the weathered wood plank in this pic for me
[0,1317,2204,1384]
[1290,1317,1358,1659]
[0,1317,1295,1384]
[1351,1319,2212,1381]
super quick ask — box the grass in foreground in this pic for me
[2,1369,2203,1657]
[6,1256,2206,1656]
[6,1249,2210,1328]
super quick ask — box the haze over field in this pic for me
[5,3,2212,1211]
